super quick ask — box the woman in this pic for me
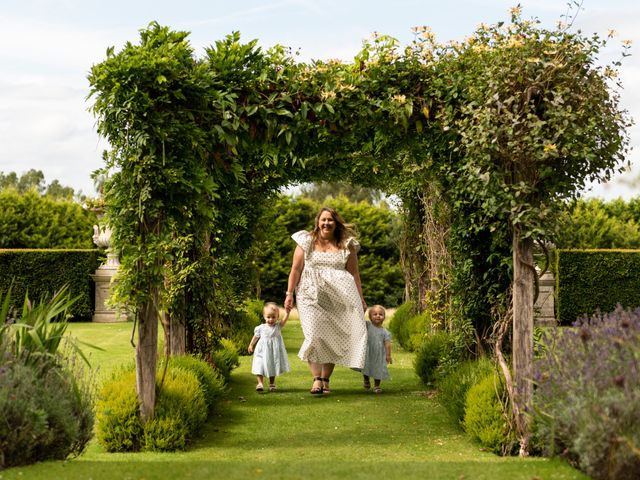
[284,207,367,394]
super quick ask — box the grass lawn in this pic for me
[0,316,587,480]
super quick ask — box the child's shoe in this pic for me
[256,382,264,392]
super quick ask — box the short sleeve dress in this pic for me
[362,322,392,380]
[292,230,367,369]
[251,323,291,377]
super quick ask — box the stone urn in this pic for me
[91,225,124,322]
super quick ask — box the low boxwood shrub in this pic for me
[96,363,208,452]
[226,301,263,356]
[413,330,455,386]
[436,357,496,425]
[388,301,416,351]
[210,338,240,382]
[95,369,143,452]
[167,355,226,414]
[463,372,516,455]
[532,305,640,479]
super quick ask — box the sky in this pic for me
[0,0,639,199]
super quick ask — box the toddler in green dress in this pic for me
[363,305,392,393]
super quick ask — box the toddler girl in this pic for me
[248,302,290,392]
[362,304,392,393]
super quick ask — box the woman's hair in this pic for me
[368,305,386,318]
[311,207,357,249]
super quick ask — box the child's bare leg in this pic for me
[363,375,371,389]
[374,379,382,393]
[269,376,276,391]
[256,375,264,391]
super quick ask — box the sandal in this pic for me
[321,377,331,394]
[256,382,264,392]
[310,376,323,395]
[373,386,382,394]
[269,384,277,392]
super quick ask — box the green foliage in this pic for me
[413,331,454,385]
[554,198,640,249]
[95,370,143,452]
[0,298,96,470]
[210,338,240,382]
[555,249,640,325]
[0,189,96,248]
[464,372,516,455]
[0,250,101,321]
[436,357,496,425]
[166,355,227,413]
[532,307,640,479]
[253,194,404,307]
[96,364,209,452]
[388,301,416,350]
[220,301,263,356]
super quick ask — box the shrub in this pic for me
[149,367,207,451]
[167,355,226,414]
[436,357,496,425]
[388,301,416,351]
[226,300,263,356]
[95,369,143,452]
[96,364,208,452]
[0,249,101,321]
[413,331,454,385]
[210,337,240,382]
[0,349,96,468]
[0,288,96,468]
[463,372,516,455]
[532,305,640,479]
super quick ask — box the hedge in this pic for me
[0,249,101,321]
[555,249,640,325]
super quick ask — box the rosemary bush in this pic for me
[533,305,640,479]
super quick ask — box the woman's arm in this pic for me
[284,246,305,312]
[346,247,367,311]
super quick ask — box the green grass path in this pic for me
[0,320,587,480]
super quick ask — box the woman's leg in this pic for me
[309,361,323,393]
[321,363,335,393]
[256,375,264,391]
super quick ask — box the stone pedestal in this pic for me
[534,270,556,326]
[91,264,123,322]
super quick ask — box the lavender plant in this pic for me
[533,305,640,479]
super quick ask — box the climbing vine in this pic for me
[89,9,631,450]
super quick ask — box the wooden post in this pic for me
[512,230,534,456]
[136,288,159,422]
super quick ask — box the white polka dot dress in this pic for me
[292,230,367,369]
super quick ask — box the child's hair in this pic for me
[263,302,280,316]
[368,305,386,318]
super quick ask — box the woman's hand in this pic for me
[284,293,294,312]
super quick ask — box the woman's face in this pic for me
[317,210,336,238]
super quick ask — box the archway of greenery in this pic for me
[88,8,630,454]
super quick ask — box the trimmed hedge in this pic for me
[0,249,101,321]
[96,364,209,452]
[556,249,640,325]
